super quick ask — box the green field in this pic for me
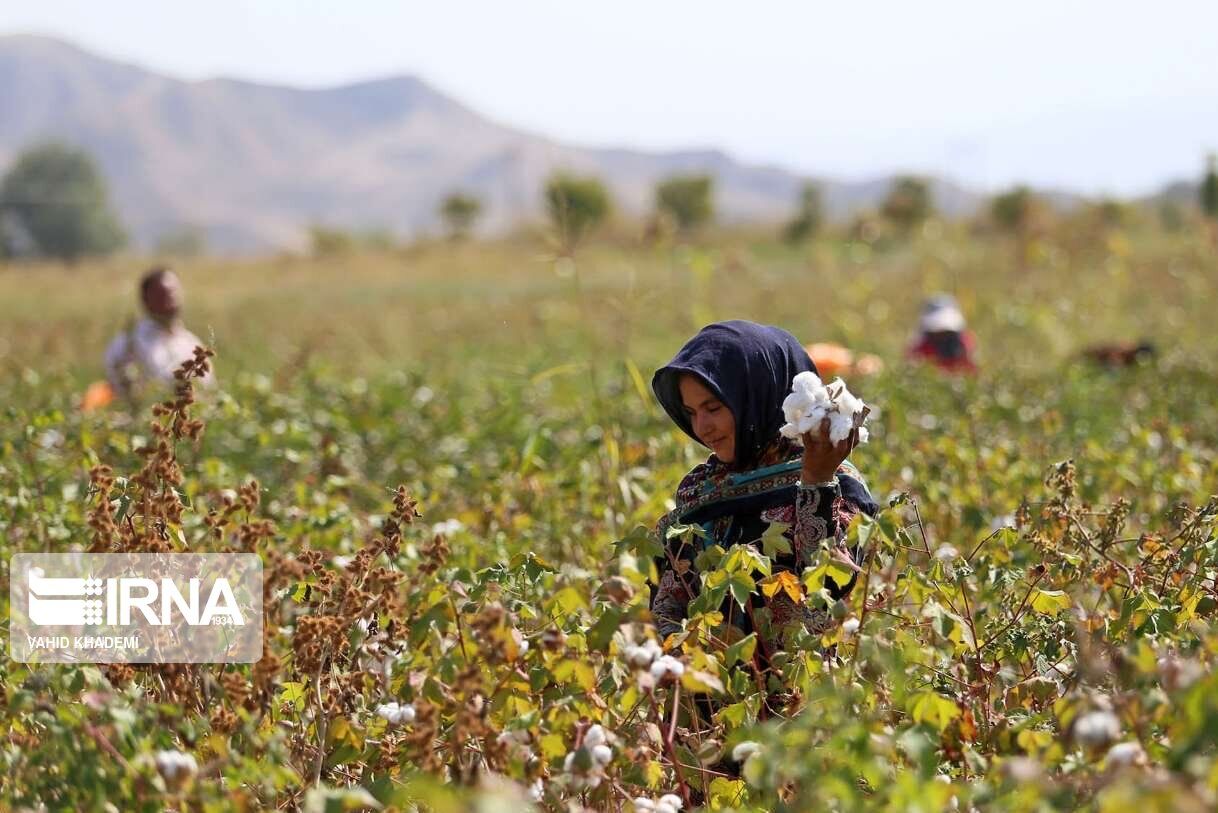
[3,223,1218,811]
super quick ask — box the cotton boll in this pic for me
[375,701,416,726]
[659,793,684,809]
[1074,710,1121,747]
[798,413,824,435]
[650,655,685,680]
[732,741,761,762]
[155,749,198,791]
[782,372,870,445]
[625,638,663,669]
[828,411,855,443]
[584,725,607,749]
[633,799,656,812]
[934,545,960,562]
[1105,741,1147,768]
[835,385,864,418]
[842,617,860,635]
[1157,654,1205,691]
[591,744,613,765]
[1001,756,1044,783]
[779,422,803,440]
[783,390,813,416]
[656,803,678,813]
[791,371,823,395]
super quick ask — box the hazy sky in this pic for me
[3,1,1217,196]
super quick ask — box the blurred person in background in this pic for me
[1082,339,1157,369]
[906,294,977,373]
[102,267,212,401]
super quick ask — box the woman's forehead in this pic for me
[678,374,718,404]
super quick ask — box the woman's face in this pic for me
[678,374,736,464]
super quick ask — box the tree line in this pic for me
[2,140,1217,262]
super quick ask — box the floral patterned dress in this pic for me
[651,437,873,651]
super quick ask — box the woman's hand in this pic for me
[800,412,864,484]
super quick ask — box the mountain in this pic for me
[0,35,983,252]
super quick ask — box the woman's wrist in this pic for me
[798,474,839,491]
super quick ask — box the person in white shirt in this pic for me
[104,267,213,398]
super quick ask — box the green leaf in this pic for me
[586,607,622,652]
[681,669,724,694]
[614,524,663,559]
[727,573,755,609]
[708,777,748,809]
[552,659,597,692]
[760,522,793,557]
[1030,589,1072,616]
[288,581,313,603]
[280,681,307,711]
[695,544,727,572]
[688,581,728,617]
[666,522,708,541]
[549,587,587,619]
[717,701,751,728]
[803,561,855,594]
[724,632,757,668]
[724,545,770,577]
[909,691,961,731]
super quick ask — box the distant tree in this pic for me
[655,175,714,232]
[308,225,356,257]
[990,186,1036,235]
[783,181,823,244]
[0,142,126,261]
[990,185,1044,270]
[0,216,11,260]
[440,192,482,240]
[364,229,398,251]
[1202,154,1218,221]
[1092,198,1129,229]
[881,176,934,231]
[544,173,611,251]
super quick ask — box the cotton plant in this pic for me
[732,741,762,764]
[780,371,871,445]
[623,638,663,669]
[622,637,685,690]
[563,724,613,790]
[154,749,198,792]
[649,655,685,682]
[375,701,416,726]
[633,792,684,812]
[496,728,535,762]
[1072,710,1121,747]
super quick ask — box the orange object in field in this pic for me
[806,342,854,376]
[82,380,115,412]
[805,342,883,378]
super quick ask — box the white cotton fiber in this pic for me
[779,373,871,445]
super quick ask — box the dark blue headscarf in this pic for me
[651,320,815,470]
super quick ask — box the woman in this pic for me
[649,320,878,660]
[906,294,977,373]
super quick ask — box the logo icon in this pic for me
[27,569,105,626]
[10,553,262,664]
